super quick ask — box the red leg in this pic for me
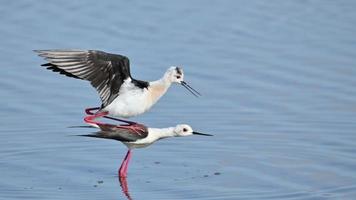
[118,176,133,200]
[85,107,137,124]
[84,111,109,127]
[119,150,132,177]
[85,112,145,134]
[103,116,137,125]
[115,124,146,135]
[85,107,101,115]
[123,150,132,173]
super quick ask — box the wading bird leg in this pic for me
[85,107,101,115]
[123,150,132,174]
[114,124,146,135]
[85,108,144,133]
[119,150,132,177]
[118,176,132,200]
[85,107,137,125]
[84,111,109,128]
[103,116,138,125]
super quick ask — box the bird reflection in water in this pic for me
[118,176,133,200]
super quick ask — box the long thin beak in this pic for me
[181,81,201,97]
[193,131,213,136]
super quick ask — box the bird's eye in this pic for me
[176,76,181,79]
[183,128,188,132]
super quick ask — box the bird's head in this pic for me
[174,124,213,137]
[164,66,201,97]
[165,66,184,83]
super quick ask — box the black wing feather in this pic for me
[34,49,146,107]
[80,124,148,142]
[42,63,81,79]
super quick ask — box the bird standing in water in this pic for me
[34,49,201,129]
[80,122,212,177]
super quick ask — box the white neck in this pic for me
[147,74,172,104]
[148,127,176,141]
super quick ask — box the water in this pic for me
[1,0,356,199]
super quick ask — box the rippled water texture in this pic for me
[1,1,356,199]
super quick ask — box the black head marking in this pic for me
[175,67,182,75]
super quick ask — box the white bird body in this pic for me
[80,123,212,177]
[34,49,200,120]
[103,77,171,118]
[83,124,212,148]
[123,127,175,148]
[35,49,206,178]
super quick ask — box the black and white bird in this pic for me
[34,49,200,125]
[81,122,212,177]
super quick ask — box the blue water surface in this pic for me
[1,1,356,199]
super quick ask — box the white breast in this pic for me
[103,78,153,118]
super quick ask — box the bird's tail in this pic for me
[68,125,97,129]
[77,133,103,138]
[76,131,117,140]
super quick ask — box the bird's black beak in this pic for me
[181,81,201,97]
[193,131,213,136]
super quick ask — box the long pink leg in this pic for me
[85,107,137,124]
[120,150,132,177]
[84,111,108,127]
[85,107,101,115]
[118,176,133,200]
[119,150,132,177]
[123,150,132,173]
[84,107,145,134]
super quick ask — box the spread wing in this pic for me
[81,124,148,142]
[34,49,131,107]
